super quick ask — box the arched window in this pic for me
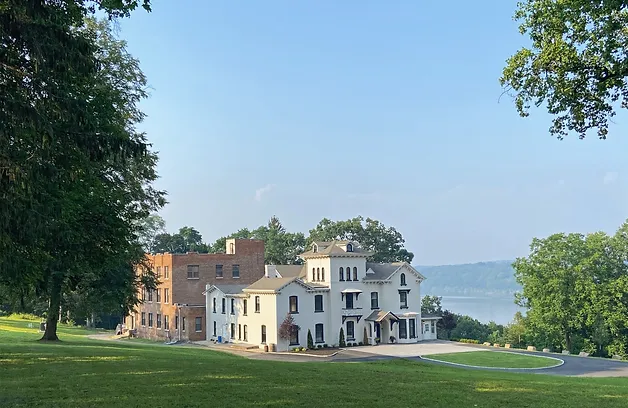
[316,267,320,281]
[400,273,407,286]
[339,267,344,281]
[312,268,316,281]
[346,243,353,252]
[347,266,352,281]
[353,267,358,281]
[321,267,325,281]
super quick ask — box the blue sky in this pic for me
[118,1,628,265]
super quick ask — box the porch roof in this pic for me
[340,288,363,294]
[365,310,400,322]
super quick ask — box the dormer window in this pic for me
[312,243,318,253]
[346,243,353,252]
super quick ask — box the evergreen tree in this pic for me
[307,329,314,349]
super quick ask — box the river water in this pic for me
[439,296,525,325]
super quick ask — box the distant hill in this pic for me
[415,260,521,298]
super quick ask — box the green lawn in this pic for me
[1,317,628,407]
[423,351,561,369]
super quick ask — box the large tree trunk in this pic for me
[564,331,571,353]
[41,276,62,341]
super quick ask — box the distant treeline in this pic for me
[417,260,520,297]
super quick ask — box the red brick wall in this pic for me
[127,239,264,342]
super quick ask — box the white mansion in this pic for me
[204,241,439,351]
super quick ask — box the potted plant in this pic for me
[389,335,396,344]
[374,337,381,344]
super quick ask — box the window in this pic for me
[156,289,161,303]
[261,325,267,343]
[164,315,169,331]
[188,265,198,279]
[321,267,325,281]
[289,296,299,314]
[353,267,358,281]
[229,242,235,254]
[243,299,248,316]
[238,324,242,340]
[346,243,353,252]
[148,313,153,328]
[400,273,407,286]
[141,312,146,326]
[221,298,226,314]
[164,288,170,304]
[370,292,379,309]
[399,319,407,339]
[195,317,202,332]
[312,268,316,281]
[148,289,153,302]
[315,323,324,343]
[212,298,217,313]
[316,267,320,281]
[182,317,186,331]
[399,291,408,309]
[175,315,179,330]
[244,325,248,342]
[255,296,260,313]
[339,267,344,281]
[346,266,351,281]
[409,319,416,339]
[314,295,324,312]
[187,265,199,279]
[346,321,355,340]
[289,325,299,345]
[156,266,162,278]
[232,264,240,278]
[164,266,169,279]
[216,264,223,278]
[213,321,217,336]
[424,323,429,333]
[431,323,435,334]
[345,293,354,309]
[157,314,162,329]
[231,298,235,315]
[230,323,235,338]
[142,288,146,301]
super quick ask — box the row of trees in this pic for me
[141,215,414,264]
[1,2,162,340]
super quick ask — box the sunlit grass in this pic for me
[1,317,628,407]
[424,351,561,369]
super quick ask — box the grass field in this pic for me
[1,317,628,407]
[423,351,561,368]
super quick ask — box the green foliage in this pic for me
[504,312,527,348]
[450,315,492,343]
[501,0,628,139]
[308,216,413,263]
[339,327,346,348]
[307,329,314,349]
[278,313,299,341]
[152,226,210,254]
[421,295,443,315]
[514,221,628,356]
[457,339,481,344]
[1,5,163,341]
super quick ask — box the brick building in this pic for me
[126,239,265,342]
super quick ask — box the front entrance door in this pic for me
[375,323,381,340]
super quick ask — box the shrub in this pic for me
[339,328,346,347]
[358,342,364,346]
[300,347,307,352]
[323,344,328,348]
[317,344,322,349]
[307,329,314,350]
[458,338,481,344]
[7,313,40,321]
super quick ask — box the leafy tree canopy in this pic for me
[501,0,628,139]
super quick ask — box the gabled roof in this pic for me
[299,240,374,258]
[203,284,249,296]
[364,262,426,282]
[275,265,306,278]
[365,310,400,322]
[243,277,297,292]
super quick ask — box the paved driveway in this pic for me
[347,340,483,358]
